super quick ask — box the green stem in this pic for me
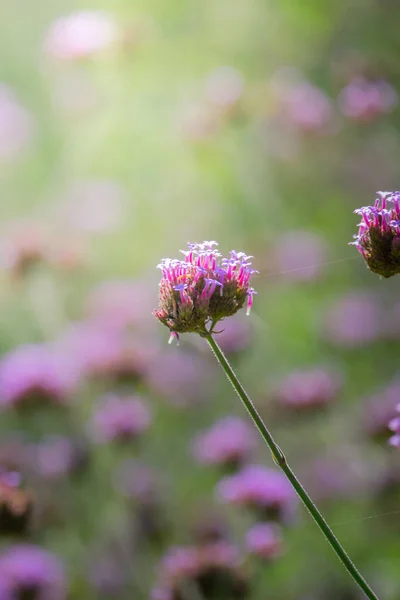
[205,333,379,600]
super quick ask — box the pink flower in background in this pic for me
[44,11,119,61]
[114,460,161,502]
[32,436,88,479]
[245,522,283,560]
[323,293,382,347]
[363,381,400,440]
[145,349,216,407]
[205,66,244,110]
[89,395,151,444]
[217,464,296,519]
[388,404,400,448]
[0,545,66,599]
[87,279,156,332]
[214,314,253,354]
[58,322,152,381]
[59,180,128,234]
[192,416,257,468]
[275,368,341,410]
[338,77,397,122]
[271,70,334,135]
[152,541,247,600]
[0,344,77,409]
[272,231,328,281]
[0,85,33,162]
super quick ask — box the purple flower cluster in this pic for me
[245,522,283,560]
[0,545,66,599]
[154,241,257,342]
[152,541,248,600]
[351,191,400,277]
[275,368,341,411]
[217,465,296,520]
[338,77,397,122]
[388,404,400,448]
[89,394,151,444]
[192,416,257,469]
[0,344,77,410]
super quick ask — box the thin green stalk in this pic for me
[205,332,379,600]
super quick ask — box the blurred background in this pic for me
[0,0,400,598]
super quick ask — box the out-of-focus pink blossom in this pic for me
[274,368,341,411]
[58,180,128,234]
[44,11,119,61]
[338,77,397,122]
[388,403,400,448]
[363,381,400,440]
[89,394,151,444]
[0,545,66,599]
[0,344,77,410]
[58,322,152,381]
[114,460,161,503]
[145,349,216,407]
[0,85,34,162]
[323,293,382,347]
[192,416,257,468]
[152,541,248,600]
[87,279,156,332]
[271,69,334,135]
[32,436,88,479]
[214,314,253,354]
[272,231,328,282]
[245,522,283,560]
[205,66,244,110]
[217,464,296,519]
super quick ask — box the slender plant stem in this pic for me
[205,332,379,600]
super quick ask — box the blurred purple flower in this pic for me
[272,231,327,282]
[145,348,216,407]
[323,293,381,347]
[205,67,244,111]
[271,70,334,135]
[113,460,161,503]
[245,522,283,560]
[213,315,253,354]
[0,84,34,162]
[58,322,151,381]
[152,541,248,600]
[89,394,151,444]
[388,403,400,448]
[86,279,156,333]
[338,77,397,122]
[274,368,341,411]
[32,436,88,479]
[0,344,77,410]
[363,381,400,440]
[0,545,66,600]
[192,416,257,468]
[217,465,296,520]
[44,11,119,61]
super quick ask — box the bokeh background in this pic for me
[1,0,400,598]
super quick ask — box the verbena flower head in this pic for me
[351,191,400,278]
[154,241,257,342]
[89,394,151,444]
